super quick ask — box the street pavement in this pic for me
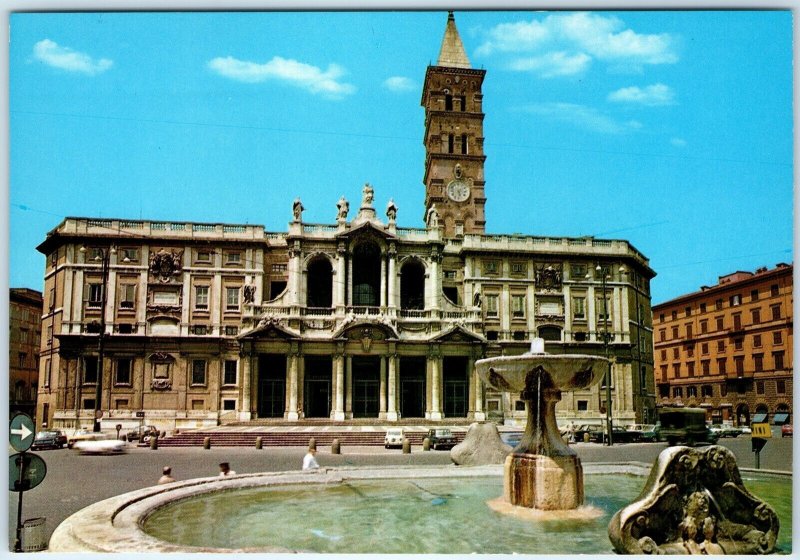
[6,436,792,551]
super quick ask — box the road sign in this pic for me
[751,423,772,438]
[9,413,36,453]
[9,453,47,492]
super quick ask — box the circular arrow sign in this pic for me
[9,453,47,492]
[9,413,35,453]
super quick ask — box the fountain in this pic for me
[474,338,609,511]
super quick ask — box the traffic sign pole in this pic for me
[15,454,24,552]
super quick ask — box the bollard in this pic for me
[402,438,411,454]
[583,432,590,443]
[150,434,158,450]
[331,438,341,455]
[308,437,317,451]
[255,436,263,450]
[203,436,211,449]
[422,437,431,451]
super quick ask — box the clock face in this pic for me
[447,180,470,202]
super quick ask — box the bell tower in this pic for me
[422,11,487,237]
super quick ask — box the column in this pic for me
[336,245,347,311]
[297,356,305,419]
[386,354,398,421]
[429,252,441,310]
[380,257,387,308]
[587,286,596,342]
[387,243,397,313]
[429,352,442,420]
[379,356,387,418]
[240,351,253,421]
[332,353,345,421]
[287,352,299,421]
[345,356,353,419]
[347,255,353,307]
[289,246,302,307]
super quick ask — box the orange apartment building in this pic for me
[653,263,793,427]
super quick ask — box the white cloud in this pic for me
[608,83,675,106]
[519,102,642,134]
[383,76,416,92]
[208,55,356,99]
[508,51,591,77]
[671,137,687,147]
[476,12,678,75]
[33,39,113,75]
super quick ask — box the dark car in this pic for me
[781,424,792,438]
[590,426,640,444]
[426,428,457,450]
[31,429,68,450]
[126,425,159,442]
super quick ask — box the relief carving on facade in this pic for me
[534,263,563,291]
[243,284,256,304]
[149,249,183,283]
[150,378,172,391]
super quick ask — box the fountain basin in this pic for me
[475,353,609,393]
[48,464,792,554]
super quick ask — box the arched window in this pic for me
[400,260,425,310]
[352,242,381,307]
[306,257,333,308]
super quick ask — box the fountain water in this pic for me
[475,338,609,511]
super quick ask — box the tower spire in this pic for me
[437,11,471,69]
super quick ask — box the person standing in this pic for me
[158,466,176,485]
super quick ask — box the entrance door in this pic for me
[305,380,331,418]
[352,357,379,418]
[399,357,426,418]
[443,357,468,418]
[257,354,286,418]
[304,356,332,418]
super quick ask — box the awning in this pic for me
[752,413,768,423]
[773,412,790,425]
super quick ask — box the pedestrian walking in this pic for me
[302,448,320,470]
[219,462,237,476]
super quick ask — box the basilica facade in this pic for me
[35,14,656,432]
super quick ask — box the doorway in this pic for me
[352,357,380,418]
[443,357,468,417]
[257,354,286,418]
[304,356,332,418]
[399,357,426,418]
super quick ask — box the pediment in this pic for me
[336,220,396,240]
[239,317,300,340]
[333,318,399,341]
[431,324,486,344]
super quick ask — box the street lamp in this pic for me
[594,263,625,446]
[80,245,115,432]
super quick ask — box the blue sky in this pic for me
[8,10,794,304]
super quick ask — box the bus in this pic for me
[657,407,719,446]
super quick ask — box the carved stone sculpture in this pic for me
[336,196,349,221]
[361,183,374,206]
[608,445,779,554]
[292,197,304,222]
[385,198,398,222]
[149,249,183,283]
[243,284,255,304]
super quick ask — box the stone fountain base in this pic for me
[504,453,584,510]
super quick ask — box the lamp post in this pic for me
[595,263,625,446]
[80,245,115,432]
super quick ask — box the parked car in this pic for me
[591,426,640,444]
[781,424,793,438]
[709,424,742,438]
[31,430,68,450]
[73,433,128,455]
[426,428,456,450]
[126,425,159,442]
[68,429,99,449]
[384,428,404,448]
[740,426,752,435]
[626,424,659,442]
[573,424,603,442]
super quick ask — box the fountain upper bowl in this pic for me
[475,354,610,392]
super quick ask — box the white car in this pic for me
[384,428,404,448]
[73,434,128,455]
